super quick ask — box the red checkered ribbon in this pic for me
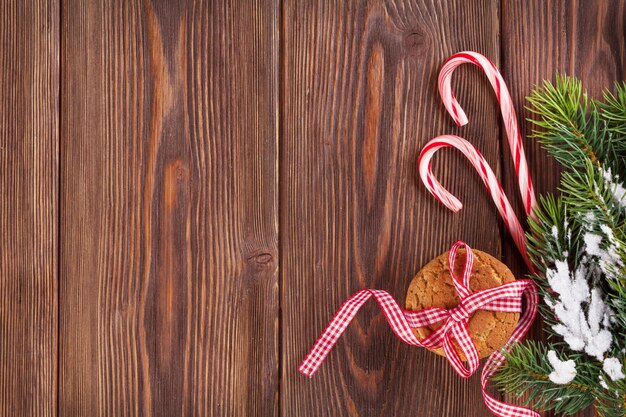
[299,241,539,417]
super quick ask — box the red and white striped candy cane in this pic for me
[438,51,536,217]
[419,135,533,269]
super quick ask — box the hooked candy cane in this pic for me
[438,51,536,217]
[419,135,533,270]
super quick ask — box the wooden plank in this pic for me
[501,1,626,416]
[282,1,506,416]
[0,1,59,416]
[59,1,278,415]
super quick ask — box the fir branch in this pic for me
[559,161,626,341]
[560,161,621,231]
[594,377,626,417]
[528,76,626,174]
[601,83,626,133]
[599,83,626,173]
[527,196,583,337]
[493,342,597,415]
[496,75,626,416]
[527,75,600,167]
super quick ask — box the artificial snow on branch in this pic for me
[494,76,626,417]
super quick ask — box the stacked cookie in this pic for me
[406,249,520,359]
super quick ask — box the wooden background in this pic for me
[1,0,624,416]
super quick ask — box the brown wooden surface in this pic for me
[59,0,278,416]
[0,1,59,416]
[1,0,625,416]
[281,1,505,416]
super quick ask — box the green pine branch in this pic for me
[495,342,626,417]
[494,75,626,416]
[600,84,626,172]
[527,75,599,168]
[493,342,597,415]
[527,76,626,174]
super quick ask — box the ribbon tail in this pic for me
[298,289,430,377]
[481,355,540,417]
[480,281,540,417]
[298,290,373,377]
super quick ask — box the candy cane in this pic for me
[419,135,533,270]
[438,51,536,217]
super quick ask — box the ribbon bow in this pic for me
[299,241,539,417]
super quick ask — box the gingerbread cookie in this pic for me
[406,249,519,359]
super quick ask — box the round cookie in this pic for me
[405,249,519,360]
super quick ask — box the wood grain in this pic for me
[281,1,508,416]
[0,1,623,416]
[59,1,278,416]
[0,1,59,416]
